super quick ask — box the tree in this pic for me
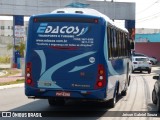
[7,41,25,58]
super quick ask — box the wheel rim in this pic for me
[114,96,116,104]
[114,91,117,105]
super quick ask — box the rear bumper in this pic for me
[25,86,107,100]
[133,67,151,71]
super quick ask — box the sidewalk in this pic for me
[0,64,24,83]
[0,72,24,83]
[0,68,25,89]
[0,64,11,69]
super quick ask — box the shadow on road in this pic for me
[7,94,129,119]
[5,96,160,119]
[147,103,160,117]
[9,99,114,118]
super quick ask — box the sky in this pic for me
[0,0,160,29]
[113,0,160,29]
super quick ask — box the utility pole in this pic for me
[112,0,114,21]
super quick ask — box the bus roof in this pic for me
[51,8,128,32]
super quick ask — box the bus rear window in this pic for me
[34,17,98,23]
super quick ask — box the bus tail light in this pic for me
[97,81,103,87]
[34,18,38,22]
[25,62,33,86]
[95,64,106,89]
[26,79,32,84]
[94,19,98,23]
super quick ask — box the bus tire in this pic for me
[108,87,118,108]
[157,97,160,113]
[150,60,154,65]
[107,96,116,108]
[152,89,157,104]
[128,76,131,86]
[121,90,127,96]
[48,98,65,106]
[148,69,151,74]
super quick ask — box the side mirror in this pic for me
[153,76,159,80]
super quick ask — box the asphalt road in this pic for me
[1,65,160,120]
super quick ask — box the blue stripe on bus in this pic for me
[35,50,46,75]
[76,27,88,36]
[36,51,97,81]
[68,64,94,72]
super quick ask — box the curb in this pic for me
[0,83,24,90]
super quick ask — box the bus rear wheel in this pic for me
[108,87,118,108]
[48,98,65,106]
[121,90,127,96]
[148,69,151,74]
[128,76,131,86]
[108,94,117,108]
[152,89,157,104]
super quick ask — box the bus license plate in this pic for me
[56,91,70,97]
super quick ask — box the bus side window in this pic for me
[117,31,119,57]
[111,28,114,58]
[117,30,120,57]
[113,28,118,57]
[119,31,122,57]
[125,33,130,57]
[115,29,119,58]
[121,32,124,57]
[122,33,125,57]
[107,26,112,59]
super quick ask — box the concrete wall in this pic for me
[135,33,160,42]
[0,0,135,20]
[136,28,160,34]
[135,43,160,61]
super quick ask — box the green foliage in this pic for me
[7,41,25,57]
[0,56,11,64]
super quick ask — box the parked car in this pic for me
[152,75,160,112]
[132,52,158,65]
[132,56,152,73]
[149,57,158,65]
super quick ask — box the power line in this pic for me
[137,11,160,22]
[136,0,160,14]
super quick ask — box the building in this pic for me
[0,20,28,37]
[135,28,160,61]
[0,19,28,57]
[0,20,13,36]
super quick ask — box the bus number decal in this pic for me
[89,57,95,63]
